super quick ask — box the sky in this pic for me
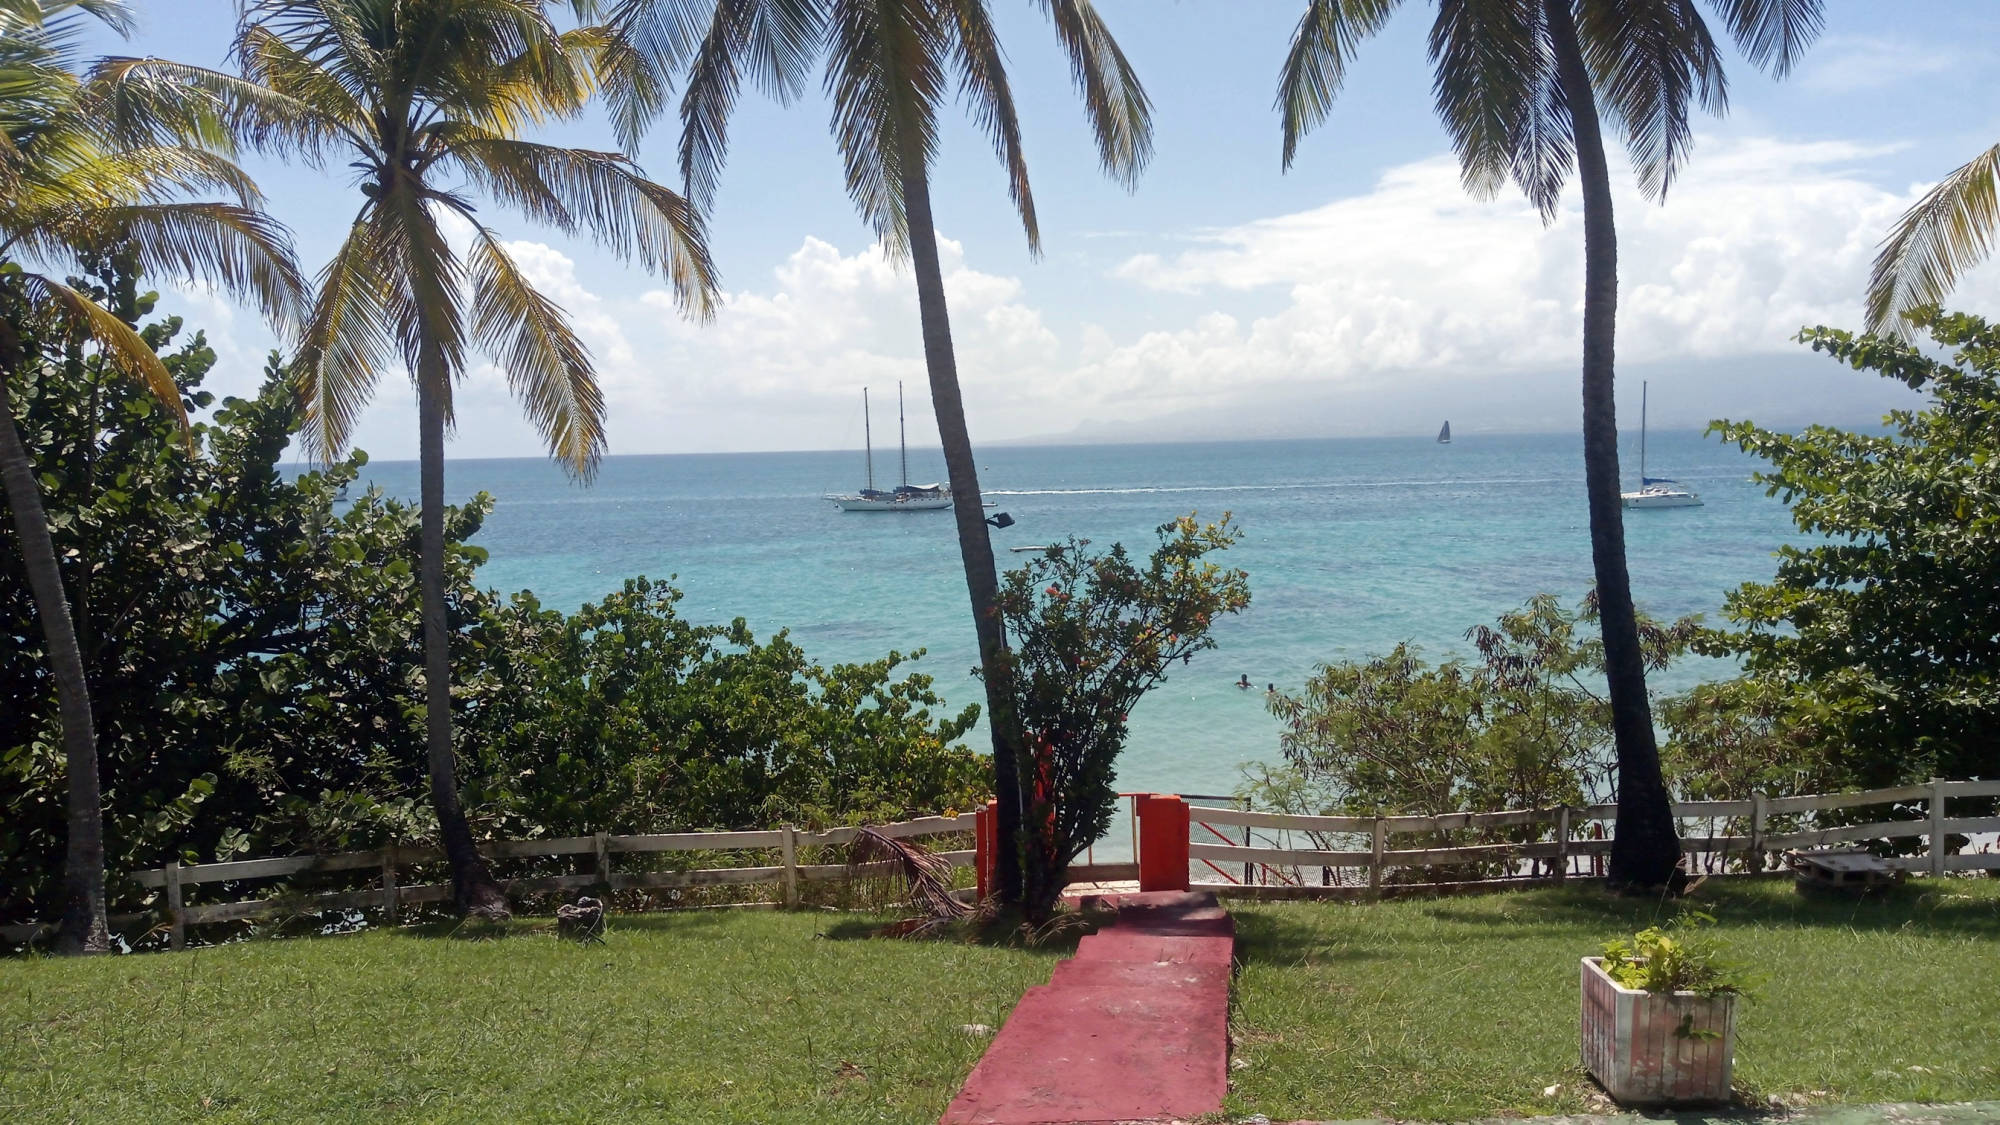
[84,0,2000,461]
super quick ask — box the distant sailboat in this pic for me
[1437,420,1452,444]
[1620,381,1702,509]
[829,383,952,512]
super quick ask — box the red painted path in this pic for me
[941,891,1233,1125]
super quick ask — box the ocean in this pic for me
[354,429,1801,809]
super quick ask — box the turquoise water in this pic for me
[355,430,1800,804]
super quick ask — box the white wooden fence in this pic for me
[1186,778,2000,898]
[0,814,976,951]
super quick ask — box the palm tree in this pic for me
[0,0,303,953]
[1278,0,1821,890]
[101,0,718,918]
[590,0,1151,902]
[1868,141,1999,333]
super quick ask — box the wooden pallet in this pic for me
[1785,847,1905,891]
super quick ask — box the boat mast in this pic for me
[864,387,874,492]
[898,381,909,489]
[1639,380,1648,484]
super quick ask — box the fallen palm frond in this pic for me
[847,826,971,933]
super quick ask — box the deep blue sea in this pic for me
[353,430,1801,805]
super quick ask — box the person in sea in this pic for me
[1236,674,1252,689]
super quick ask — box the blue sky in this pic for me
[87,1,2000,459]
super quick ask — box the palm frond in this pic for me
[465,223,605,477]
[375,187,467,416]
[445,133,716,315]
[61,1,137,36]
[1867,142,2000,336]
[1705,0,1821,78]
[65,143,268,208]
[1031,0,1152,189]
[234,24,374,139]
[293,214,398,461]
[448,16,601,133]
[678,0,826,214]
[1277,0,1403,170]
[591,0,712,152]
[1577,0,1726,202]
[1428,0,1570,218]
[89,55,353,163]
[79,201,307,334]
[848,826,971,922]
[15,268,188,439]
[825,0,945,259]
[945,0,1036,253]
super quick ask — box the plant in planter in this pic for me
[1581,912,1748,1105]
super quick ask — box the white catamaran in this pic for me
[829,383,952,512]
[1621,381,1702,509]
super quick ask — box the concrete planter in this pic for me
[1580,956,1735,1105]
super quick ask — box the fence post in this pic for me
[1136,795,1190,892]
[781,824,799,908]
[1241,798,1254,886]
[1748,792,1767,873]
[1554,807,1571,882]
[595,831,612,889]
[1930,777,1948,878]
[1369,818,1386,895]
[381,845,399,923]
[166,861,185,952]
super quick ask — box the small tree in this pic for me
[1707,308,2000,787]
[988,515,1250,918]
[1252,594,1697,881]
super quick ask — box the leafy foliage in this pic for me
[1706,309,2000,788]
[1259,594,1696,816]
[464,579,985,835]
[1249,594,1697,880]
[1,292,987,926]
[989,515,1250,914]
[1601,911,1748,999]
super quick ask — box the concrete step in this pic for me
[1073,928,1235,967]
[940,982,1228,1124]
[1047,957,1230,993]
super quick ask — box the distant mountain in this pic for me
[996,352,1916,446]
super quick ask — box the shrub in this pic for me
[990,515,1251,916]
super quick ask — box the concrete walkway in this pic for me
[1268,1104,2000,1125]
[941,891,1234,1125]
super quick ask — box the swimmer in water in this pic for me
[1236,674,1252,689]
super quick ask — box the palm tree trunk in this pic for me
[0,347,111,953]
[1546,0,1682,891]
[898,145,1026,904]
[416,358,510,920]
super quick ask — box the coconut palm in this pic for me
[100,0,718,918]
[0,0,303,953]
[1278,0,1821,890]
[1867,142,1999,334]
[586,0,1150,902]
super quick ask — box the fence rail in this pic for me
[1187,778,1999,894]
[0,814,977,951]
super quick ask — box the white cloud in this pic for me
[267,134,2000,457]
[1073,135,2000,431]
[1795,36,1986,95]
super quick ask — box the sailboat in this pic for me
[1437,420,1452,444]
[1620,381,1702,509]
[829,383,952,512]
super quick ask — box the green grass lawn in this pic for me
[12,881,1998,1125]
[1,911,1057,1124]
[1227,877,2000,1121]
